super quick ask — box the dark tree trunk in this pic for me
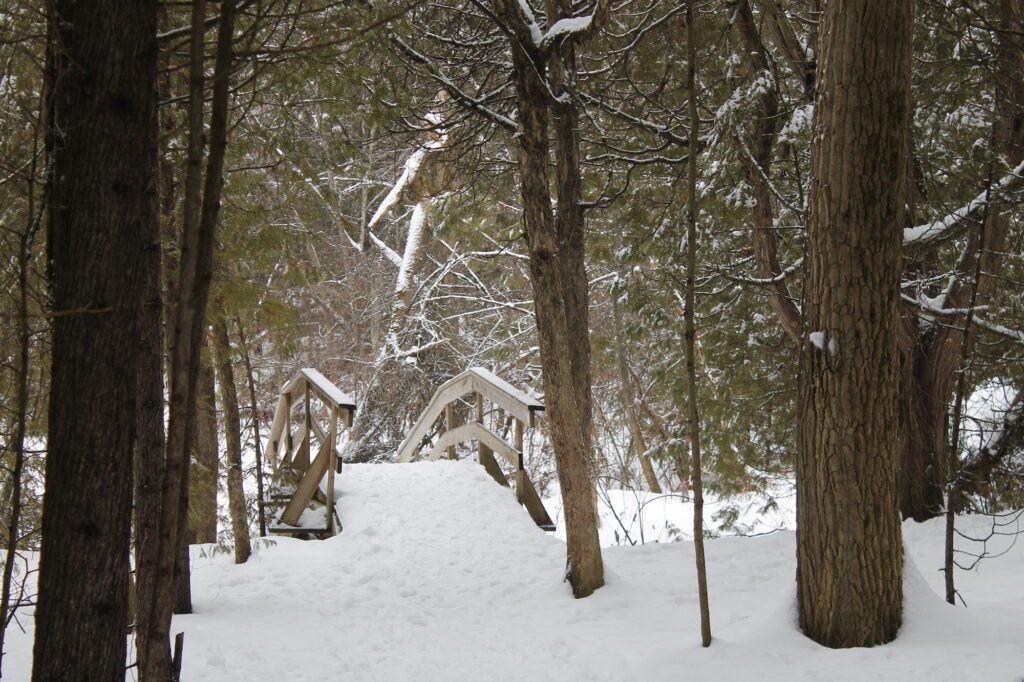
[733,0,1022,523]
[137,0,237,676]
[796,0,911,648]
[32,0,158,678]
[494,0,604,598]
[191,344,220,544]
[134,10,172,656]
[212,314,252,564]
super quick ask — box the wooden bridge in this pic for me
[263,367,554,537]
[264,368,355,539]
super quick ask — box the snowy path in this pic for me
[169,461,1023,681]
[3,460,1021,680]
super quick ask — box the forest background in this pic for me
[0,0,1022,676]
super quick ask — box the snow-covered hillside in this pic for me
[4,460,1022,681]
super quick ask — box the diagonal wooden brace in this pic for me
[478,445,510,487]
[280,435,331,526]
[516,469,555,530]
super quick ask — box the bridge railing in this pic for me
[265,368,355,536]
[397,367,554,530]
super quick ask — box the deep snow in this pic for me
[4,460,1022,681]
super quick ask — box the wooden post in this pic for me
[480,447,510,487]
[445,402,456,460]
[283,391,293,469]
[475,387,499,473]
[515,419,526,505]
[298,384,311,471]
[326,405,337,535]
[516,469,555,530]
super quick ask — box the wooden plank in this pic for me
[479,446,510,488]
[280,435,332,526]
[299,367,356,410]
[326,406,337,535]
[468,370,541,428]
[397,369,544,462]
[444,403,456,460]
[266,395,289,465]
[299,386,311,471]
[516,469,555,530]
[288,425,310,473]
[514,420,524,468]
[308,409,328,445]
[279,372,306,398]
[467,367,544,410]
[396,372,475,462]
[427,422,519,468]
[283,392,294,472]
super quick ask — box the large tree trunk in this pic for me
[212,315,252,564]
[191,344,220,544]
[137,0,237,676]
[796,0,911,649]
[497,0,604,598]
[734,0,1022,522]
[32,0,157,678]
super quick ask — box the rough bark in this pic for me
[32,0,158,677]
[137,0,237,676]
[191,344,220,544]
[493,0,605,598]
[796,0,911,648]
[213,315,252,564]
[735,0,1022,522]
[546,0,595,460]
[133,12,171,656]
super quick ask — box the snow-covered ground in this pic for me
[3,460,1022,681]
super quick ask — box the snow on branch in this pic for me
[394,201,428,299]
[366,148,428,234]
[541,16,593,46]
[538,0,611,50]
[904,159,1024,245]
[903,292,1024,344]
[514,0,543,46]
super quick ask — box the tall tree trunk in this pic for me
[733,0,1022,522]
[191,344,220,544]
[237,319,268,536]
[0,172,41,675]
[134,10,172,656]
[494,0,604,598]
[137,0,237,676]
[213,314,252,564]
[796,0,911,648]
[32,0,158,677]
[685,1,711,647]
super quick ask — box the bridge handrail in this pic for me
[264,369,354,535]
[396,367,543,463]
[429,421,520,467]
